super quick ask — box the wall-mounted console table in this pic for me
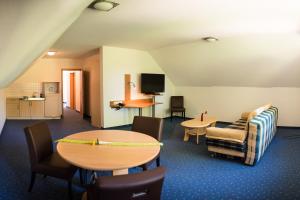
[110,74,162,117]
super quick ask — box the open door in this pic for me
[62,69,84,118]
[69,72,75,110]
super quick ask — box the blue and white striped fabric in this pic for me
[245,106,278,165]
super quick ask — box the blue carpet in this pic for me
[1,109,300,200]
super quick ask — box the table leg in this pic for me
[196,129,199,144]
[139,108,142,116]
[113,168,129,176]
[184,128,190,142]
[81,192,87,200]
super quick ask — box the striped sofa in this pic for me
[206,105,278,165]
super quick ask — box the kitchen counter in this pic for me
[20,97,45,101]
[6,97,45,101]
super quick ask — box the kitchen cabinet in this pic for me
[6,96,58,119]
[6,98,20,117]
[20,100,30,118]
[31,101,45,117]
[20,100,45,118]
[45,94,61,117]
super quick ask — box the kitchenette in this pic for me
[6,82,61,119]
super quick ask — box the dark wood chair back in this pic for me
[87,167,166,200]
[24,122,53,167]
[171,96,184,108]
[131,116,164,141]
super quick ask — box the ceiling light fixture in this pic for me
[202,37,219,42]
[47,51,56,56]
[88,0,119,11]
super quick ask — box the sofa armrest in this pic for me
[241,112,251,120]
[206,127,247,144]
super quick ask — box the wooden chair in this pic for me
[170,96,185,120]
[131,116,164,170]
[85,167,166,200]
[24,122,78,200]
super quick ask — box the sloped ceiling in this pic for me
[0,0,93,88]
[150,34,300,87]
[51,0,300,87]
[3,0,300,87]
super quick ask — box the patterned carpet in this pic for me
[1,109,300,200]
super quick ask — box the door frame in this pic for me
[61,69,84,117]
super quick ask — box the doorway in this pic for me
[62,69,84,116]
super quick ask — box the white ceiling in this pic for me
[52,0,300,56]
[150,34,300,87]
[2,0,300,88]
[51,0,300,87]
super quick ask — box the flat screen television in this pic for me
[141,73,165,94]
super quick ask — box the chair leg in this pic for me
[79,168,83,185]
[68,180,73,200]
[142,164,148,171]
[156,156,160,167]
[171,111,173,121]
[28,172,36,192]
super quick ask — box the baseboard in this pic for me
[277,126,300,129]
[163,116,193,120]
[0,119,6,136]
[83,113,91,118]
[6,117,61,120]
[104,124,132,130]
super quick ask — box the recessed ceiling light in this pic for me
[88,0,119,11]
[202,37,219,42]
[47,51,56,56]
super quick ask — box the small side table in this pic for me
[181,116,217,144]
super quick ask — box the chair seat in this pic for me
[34,152,77,180]
[171,107,185,112]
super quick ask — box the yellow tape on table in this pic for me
[56,138,163,147]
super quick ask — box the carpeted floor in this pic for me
[1,109,300,200]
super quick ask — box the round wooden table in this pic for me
[181,116,217,144]
[57,130,160,176]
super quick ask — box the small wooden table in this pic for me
[57,130,160,176]
[181,116,217,144]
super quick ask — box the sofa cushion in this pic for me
[206,127,247,144]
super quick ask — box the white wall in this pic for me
[75,71,81,112]
[6,58,82,116]
[82,51,102,127]
[62,71,70,107]
[102,46,175,128]
[0,89,6,134]
[10,58,82,84]
[176,86,300,127]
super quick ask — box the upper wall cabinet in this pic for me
[43,82,59,94]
